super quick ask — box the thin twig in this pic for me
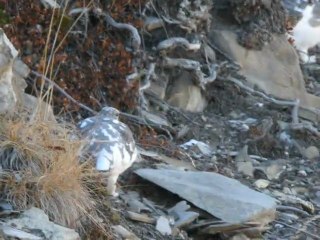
[162,57,217,89]
[147,0,169,38]
[145,92,202,126]
[68,7,89,38]
[291,99,300,124]
[273,220,320,239]
[290,121,320,137]
[30,72,175,136]
[157,37,201,51]
[30,70,97,114]
[292,215,320,240]
[93,8,141,52]
[204,39,241,68]
[276,205,310,217]
[221,76,300,123]
[139,63,155,110]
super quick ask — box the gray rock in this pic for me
[254,179,270,189]
[201,43,216,63]
[156,216,172,235]
[236,146,254,177]
[112,225,140,240]
[40,0,60,8]
[1,225,42,240]
[140,110,172,128]
[135,169,276,225]
[121,191,152,213]
[0,29,18,113]
[6,207,80,240]
[255,159,287,180]
[126,211,155,224]
[298,170,307,177]
[168,201,190,215]
[0,202,13,216]
[168,201,199,228]
[235,146,252,163]
[173,211,199,228]
[236,161,254,177]
[166,71,207,112]
[313,191,320,207]
[0,29,56,120]
[180,139,213,156]
[303,146,320,159]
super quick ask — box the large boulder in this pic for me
[0,29,20,113]
[209,30,320,121]
[166,70,207,112]
[0,28,55,120]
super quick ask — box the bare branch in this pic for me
[68,7,89,38]
[273,220,320,240]
[162,57,217,89]
[30,70,97,114]
[222,76,300,122]
[93,8,141,52]
[290,121,320,137]
[29,71,175,136]
[163,57,200,70]
[144,17,164,31]
[221,76,320,137]
[157,37,201,51]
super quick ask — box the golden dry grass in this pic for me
[0,111,97,229]
[0,1,116,238]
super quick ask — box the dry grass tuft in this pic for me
[0,111,97,229]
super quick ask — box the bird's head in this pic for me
[99,107,120,119]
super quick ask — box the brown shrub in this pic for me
[0,112,95,229]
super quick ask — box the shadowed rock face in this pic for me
[0,30,18,113]
[213,0,286,50]
[209,29,320,121]
[166,71,207,113]
[0,29,55,121]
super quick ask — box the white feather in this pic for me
[101,129,109,137]
[96,148,111,170]
[79,121,88,128]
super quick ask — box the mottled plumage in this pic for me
[78,107,139,196]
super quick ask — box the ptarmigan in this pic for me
[292,3,320,63]
[78,107,139,197]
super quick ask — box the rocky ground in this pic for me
[0,0,319,239]
[115,79,320,239]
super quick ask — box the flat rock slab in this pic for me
[135,169,276,225]
[6,207,80,240]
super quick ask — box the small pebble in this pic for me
[298,170,307,177]
[211,155,217,162]
[255,102,264,107]
[156,216,172,236]
[304,146,319,160]
[254,179,270,189]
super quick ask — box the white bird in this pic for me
[78,107,139,197]
[292,3,320,63]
